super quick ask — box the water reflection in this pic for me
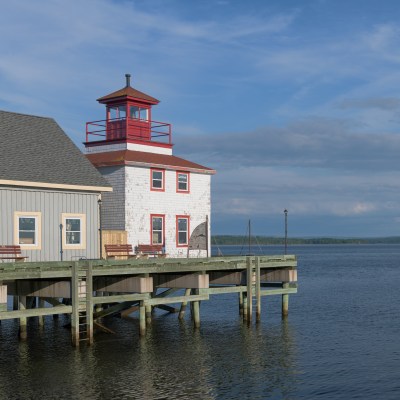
[0,309,299,399]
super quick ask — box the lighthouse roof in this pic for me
[97,85,159,104]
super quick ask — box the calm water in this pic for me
[1,244,400,399]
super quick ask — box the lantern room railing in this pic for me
[85,117,172,145]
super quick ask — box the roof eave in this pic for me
[0,179,113,192]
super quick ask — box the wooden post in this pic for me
[71,262,80,347]
[145,274,152,324]
[13,295,19,311]
[19,295,27,340]
[238,290,244,315]
[139,300,146,336]
[255,256,261,322]
[38,298,45,326]
[86,262,94,345]
[282,282,289,318]
[246,257,253,323]
[243,293,248,321]
[192,289,200,328]
[178,288,191,320]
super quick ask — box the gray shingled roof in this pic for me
[0,110,111,190]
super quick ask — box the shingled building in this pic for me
[0,110,112,261]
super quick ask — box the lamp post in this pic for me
[284,209,288,255]
[98,199,103,259]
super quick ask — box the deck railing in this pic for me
[86,117,172,145]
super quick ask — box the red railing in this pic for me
[86,117,172,145]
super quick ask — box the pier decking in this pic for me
[0,255,297,346]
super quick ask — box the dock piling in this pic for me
[246,257,253,323]
[19,295,27,340]
[282,282,289,317]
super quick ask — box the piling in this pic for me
[282,282,289,317]
[246,257,253,323]
[255,257,261,323]
[19,295,27,340]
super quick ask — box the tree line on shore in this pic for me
[212,235,400,245]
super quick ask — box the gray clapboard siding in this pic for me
[0,186,99,261]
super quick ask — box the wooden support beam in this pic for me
[71,262,79,347]
[255,257,261,323]
[246,257,252,324]
[238,290,244,315]
[153,273,209,289]
[0,285,7,312]
[38,298,45,326]
[178,288,191,319]
[192,289,200,328]
[155,304,178,313]
[86,262,94,345]
[282,282,289,318]
[139,301,146,336]
[19,295,27,340]
[0,305,72,320]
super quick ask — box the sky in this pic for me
[1,0,400,237]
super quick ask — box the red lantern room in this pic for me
[85,74,172,148]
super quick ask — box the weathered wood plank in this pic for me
[0,306,72,320]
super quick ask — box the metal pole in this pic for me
[284,209,288,255]
[59,224,63,261]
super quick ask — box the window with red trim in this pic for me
[151,214,165,244]
[176,171,190,193]
[151,169,165,191]
[176,216,190,246]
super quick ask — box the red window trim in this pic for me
[176,215,190,247]
[176,171,190,193]
[150,168,165,192]
[150,214,165,245]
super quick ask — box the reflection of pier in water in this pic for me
[0,255,297,346]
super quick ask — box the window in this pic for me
[151,215,165,245]
[151,169,165,191]
[130,106,148,121]
[109,105,126,120]
[62,213,86,250]
[176,171,190,193]
[176,216,190,246]
[14,211,41,250]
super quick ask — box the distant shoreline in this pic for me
[212,235,400,245]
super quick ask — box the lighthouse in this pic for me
[85,75,215,257]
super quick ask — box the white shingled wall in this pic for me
[124,165,211,258]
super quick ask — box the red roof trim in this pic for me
[86,150,216,175]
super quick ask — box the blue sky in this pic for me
[1,0,400,237]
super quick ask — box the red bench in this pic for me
[0,245,29,262]
[136,244,167,258]
[105,244,136,260]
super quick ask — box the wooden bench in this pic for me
[105,244,137,260]
[0,245,29,262]
[136,244,167,258]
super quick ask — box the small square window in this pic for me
[176,172,190,193]
[62,214,86,250]
[14,212,41,250]
[151,169,165,191]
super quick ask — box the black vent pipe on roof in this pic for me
[125,73,131,87]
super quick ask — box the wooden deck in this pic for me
[0,255,298,346]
